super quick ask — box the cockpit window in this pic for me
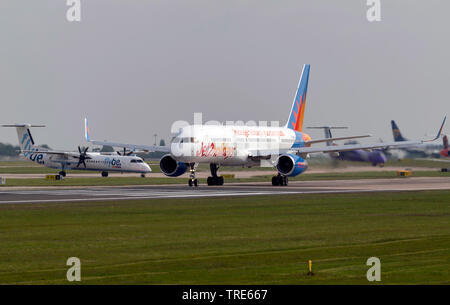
[180,137,196,143]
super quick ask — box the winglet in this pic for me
[84,117,91,142]
[426,116,446,142]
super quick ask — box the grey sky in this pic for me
[1,1,448,149]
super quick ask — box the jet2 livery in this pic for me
[2,124,151,177]
[85,64,444,186]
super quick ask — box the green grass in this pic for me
[0,191,449,284]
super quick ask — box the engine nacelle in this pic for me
[160,154,188,177]
[276,154,308,177]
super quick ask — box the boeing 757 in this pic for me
[2,124,152,177]
[84,64,445,186]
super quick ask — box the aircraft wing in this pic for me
[293,140,424,154]
[305,134,371,145]
[21,150,74,156]
[84,118,170,153]
[247,140,423,157]
[88,140,170,153]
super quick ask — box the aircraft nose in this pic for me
[143,163,152,173]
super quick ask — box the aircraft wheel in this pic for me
[101,171,109,177]
[194,179,198,187]
[59,171,66,177]
[141,174,146,178]
[188,179,193,187]
[218,176,224,186]
[207,177,213,186]
[272,176,279,186]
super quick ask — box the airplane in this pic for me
[84,64,445,187]
[2,124,152,177]
[391,120,443,158]
[307,126,387,166]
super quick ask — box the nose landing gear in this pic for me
[188,163,198,187]
[207,163,224,186]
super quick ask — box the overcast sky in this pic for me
[1,1,448,149]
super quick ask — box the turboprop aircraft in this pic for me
[2,124,152,177]
[84,64,445,186]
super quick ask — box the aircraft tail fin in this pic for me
[1,124,45,151]
[84,117,91,142]
[391,120,407,142]
[286,64,310,132]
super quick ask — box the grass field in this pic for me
[0,191,448,284]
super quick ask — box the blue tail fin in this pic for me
[286,64,310,132]
[391,120,407,142]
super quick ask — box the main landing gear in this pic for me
[272,174,288,186]
[59,171,66,177]
[101,171,109,177]
[207,163,224,186]
[188,163,198,187]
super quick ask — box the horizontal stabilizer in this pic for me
[2,124,45,127]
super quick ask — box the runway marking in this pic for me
[0,189,375,204]
[0,177,449,204]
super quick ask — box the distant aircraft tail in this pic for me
[444,135,449,149]
[1,124,45,152]
[286,64,310,132]
[391,120,407,142]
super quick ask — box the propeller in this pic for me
[117,147,134,156]
[73,146,91,168]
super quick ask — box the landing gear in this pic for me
[188,163,198,187]
[59,171,66,177]
[272,174,288,186]
[101,171,109,177]
[207,163,224,186]
[141,174,146,178]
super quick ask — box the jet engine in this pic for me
[276,154,308,177]
[160,154,188,177]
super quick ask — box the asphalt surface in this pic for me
[0,177,449,204]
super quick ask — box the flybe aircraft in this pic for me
[85,64,444,186]
[2,124,152,177]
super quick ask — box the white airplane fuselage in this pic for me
[169,125,311,166]
[23,151,151,174]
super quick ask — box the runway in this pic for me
[0,177,449,204]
